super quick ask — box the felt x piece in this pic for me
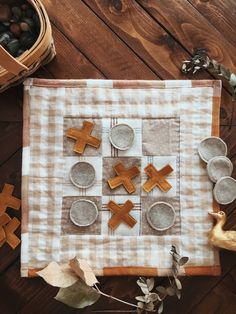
[0,184,21,249]
[107,200,137,230]
[143,163,173,193]
[66,120,101,154]
[0,183,21,215]
[0,217,21,249]
[108,162,140,194]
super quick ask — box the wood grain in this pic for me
[46,25,104,79]
[0,122,22,166]
[189,0,236,48]
[43,0,157,80]
[83,0,236,125]
[135,0,236,125]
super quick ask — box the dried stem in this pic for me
[94,284,141,310]
[182,48,236,101]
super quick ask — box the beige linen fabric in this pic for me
[21,79,221,277]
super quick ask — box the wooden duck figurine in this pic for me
[208,211,236,252]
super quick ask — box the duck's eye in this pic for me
[219,211,224,215]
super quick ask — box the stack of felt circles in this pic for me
[198,136,235,205]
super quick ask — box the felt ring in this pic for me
[146,201,176,231]
[70,199,98,227]
[207,156,233,183]
[70,161,95,189]
[198,136,227,163]
[109,123,135,150]
[213,176,236,205]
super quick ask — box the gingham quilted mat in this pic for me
[21,79,221,277]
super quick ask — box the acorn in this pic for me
[10,23,21,37]
[20,22,30,32]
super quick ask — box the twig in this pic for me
[181,48,236,101]
[94,284,140,310]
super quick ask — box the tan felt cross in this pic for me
[0,184,21,216]
[66,120,101,154]
[108,162,140,194]
[143,163,173,193]
[0,213,11,242]
[0,217,21,249]
[107,200,137,230]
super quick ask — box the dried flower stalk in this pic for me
[182,48,236,100]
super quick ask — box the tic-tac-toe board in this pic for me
[21,79,221,277]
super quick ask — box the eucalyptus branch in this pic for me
[94,284,141,310]
[182,48,236,100]
[135,246,189,314]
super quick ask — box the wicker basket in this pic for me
[0,0,55,93]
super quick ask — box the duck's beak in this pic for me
[208,212,218,218]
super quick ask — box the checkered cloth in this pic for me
[21,79,221,277]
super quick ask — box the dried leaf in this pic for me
[137,301,144,309]
[145,301,154,311]
[175,278,182,290]
[69,257,98,287]
[220,64,231,80]
[156,286,166,294]
[178,257,189,266]
[230,73,236,87]
[148,292,160,302]
[140,285,149,295]
[37,262,78,288]
[166,287,175,296]
[55,279,100,309]
[146,278,155,291]
[136,296,146,302]
[137,279,147,288]
[158,302,164,314]
[176,289,181,300]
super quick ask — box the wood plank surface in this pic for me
[0,0,235,313]
[43,0,157,80]
[82,0,235,125]
[189,0,236,48]
[135,0,236,125]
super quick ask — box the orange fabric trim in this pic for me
[185,266,221,276]
[211,95,221,137]
[103,267,158,276]
[27,265,222,277]
[28,268,43,277]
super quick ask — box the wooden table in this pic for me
[0,1,236,313]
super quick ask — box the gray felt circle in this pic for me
[146,202,176,231]
[70,161,95,189]
[109,123,134,150]
[207,156,233,183]
[213,176,236,205]
[198,136,227,163]
[70,199,98,226]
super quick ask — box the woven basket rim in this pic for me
[0,0,51,74]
